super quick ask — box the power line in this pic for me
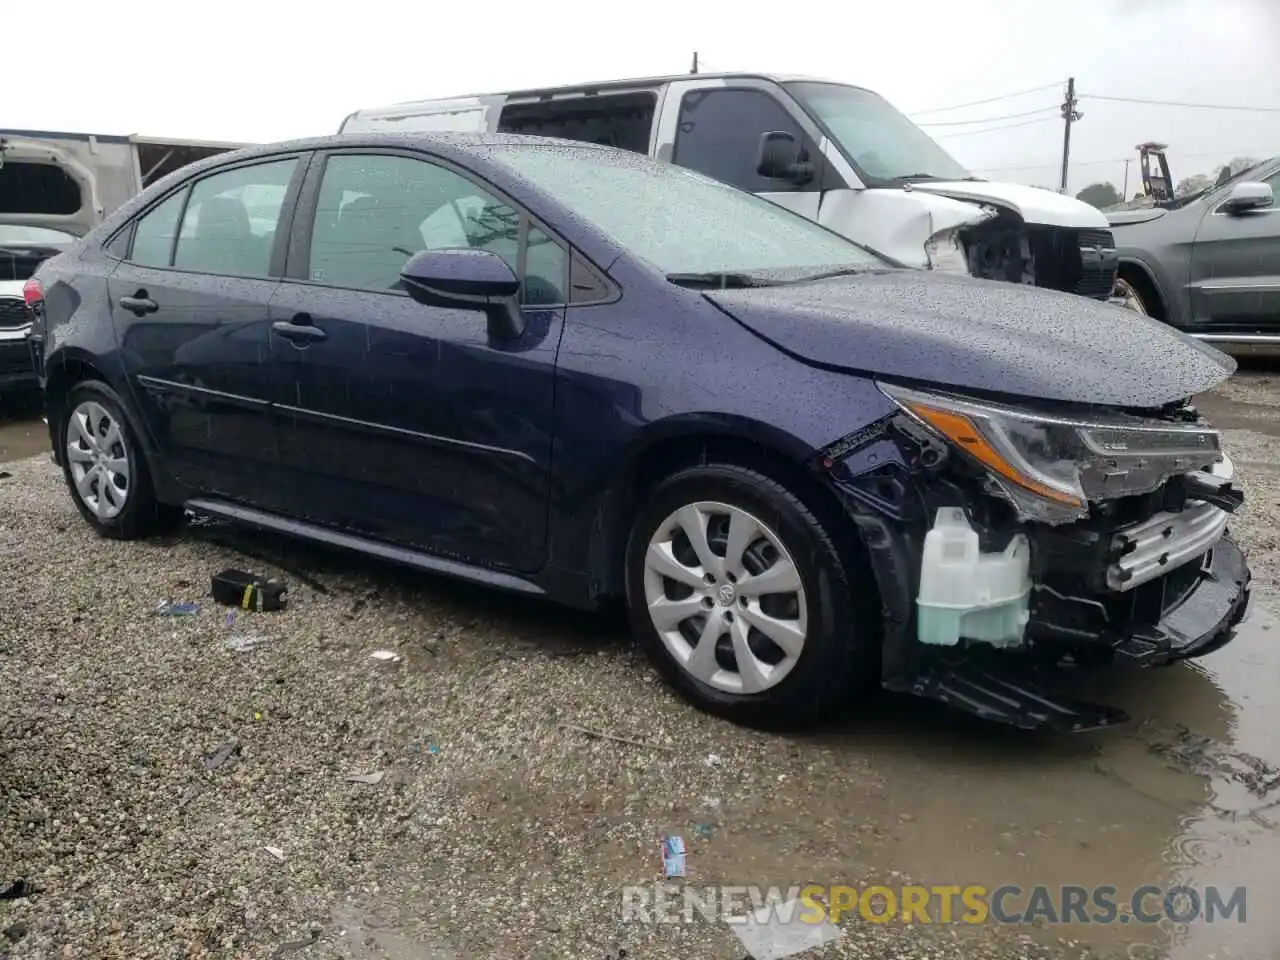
[908,81,1065,116]
[917,106,1060,127]
[933,116,1059,140]
[1081,94,1280,113]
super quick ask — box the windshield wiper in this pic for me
[665,272,775,289]
[783,266,883,284]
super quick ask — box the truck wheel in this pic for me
[1112,277,1150,315]
[60,380,176,539]
[624,463,873,728]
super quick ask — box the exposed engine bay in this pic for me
[820,390,1250,732]
[960,210,1118,300]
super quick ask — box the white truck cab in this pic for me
[339,73,1119,300]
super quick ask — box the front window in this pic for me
[491,144,888,278]
[786,81,971,185]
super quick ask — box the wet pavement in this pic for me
[2,369,1278,958]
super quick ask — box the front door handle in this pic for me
[271,318,327,344]
[119,290,158,315]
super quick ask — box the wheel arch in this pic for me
[587,414,870,602]
[44,347,156,466]
[1116,256,1169,322]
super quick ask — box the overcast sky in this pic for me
[10,0,1279,195]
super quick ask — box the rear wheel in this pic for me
[60,380,177,539]
[625,463,874,728]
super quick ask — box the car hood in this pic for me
[1107,207,1170,226]
[906,180,1108,229]
[706,270,1234,409]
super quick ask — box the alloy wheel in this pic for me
[642,500,808,694]
[66,401,131,521]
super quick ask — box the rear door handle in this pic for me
[119,291,158,315]
[271,318,327,343]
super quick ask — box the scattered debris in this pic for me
[0,879,36,901]
[226,610,237,627]
[729,895,843,960]
[692,822,715,839]
[370,649,402,663]
[703,753,722,767]
[345,771,386,785]
[156,600,200,617]
[426,743,440,755]
[203,741,241,771]
[661,835,686,878]
[224,633,280,653]
[211,568,289,612]
[702,796,722,809]
[0,471,12,480]
[262,846,285,861]
[560,723,668,751]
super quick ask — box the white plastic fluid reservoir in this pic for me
[916,507,1032,648]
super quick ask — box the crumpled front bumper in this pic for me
[1111,532,1250,667]
[890,536,1250,732]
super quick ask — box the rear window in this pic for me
[0,161,81,216]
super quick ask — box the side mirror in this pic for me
[1222,181,1274,214]
[400,248,525,339]
[756,131,814,184]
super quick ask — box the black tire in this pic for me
[1113,276,1150,315]
[59,380,178,539]
[624,463,875,729]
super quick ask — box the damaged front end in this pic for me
[928,206,1118,301]
[818,386,1250,733]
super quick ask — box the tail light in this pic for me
[22,277,45,307]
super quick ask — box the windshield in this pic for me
[490,144,889,277]
[0,224,76,246]
[785,81,971,184]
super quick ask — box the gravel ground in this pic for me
[2,376,1278,959]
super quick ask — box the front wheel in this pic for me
[1112,277,1150,315]
[624,463,874,728]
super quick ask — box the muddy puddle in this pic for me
[801,600,1280,958]
[0,408,46,464]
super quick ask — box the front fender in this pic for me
[817,188,996,269]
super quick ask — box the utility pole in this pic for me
[690,51,699,74]
[1122,158,1130,200]
[1058,77,1080,194]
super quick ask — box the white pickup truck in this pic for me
[340,72,1119,302]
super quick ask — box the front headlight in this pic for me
[879,383,1222,523]
[923,227,970,276]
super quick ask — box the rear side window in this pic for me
[172,159,297,277]
[126,159,298,276]
[307,153,567,305]
[673,89,816,194]
[130,190,187,268]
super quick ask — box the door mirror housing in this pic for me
[756,130,814,184]
[1221,181,1274,214]
[400,248,525,339]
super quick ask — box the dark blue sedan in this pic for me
[27,133,1251,731]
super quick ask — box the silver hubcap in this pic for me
[642,501,808,695]
[66,401,131,520]
[1111,278,1147,314]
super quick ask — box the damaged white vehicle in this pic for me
[339,73,1119,300]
